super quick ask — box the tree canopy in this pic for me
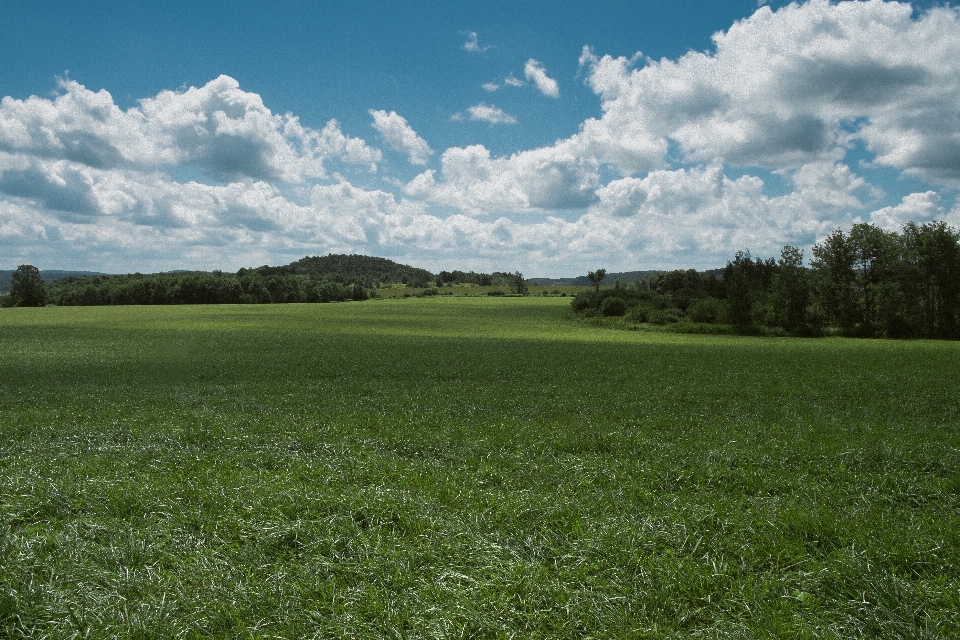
[9,264,46,307]
[572,220,960,339]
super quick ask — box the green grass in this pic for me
[1,297,959,638]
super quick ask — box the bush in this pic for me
[648,309,670,325]
[600,296,627,317]
[649,308,683,325]
[625,306,650,323]
[686,297,722,324]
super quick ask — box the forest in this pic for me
[571,220,960,339]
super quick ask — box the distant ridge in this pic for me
[0,269,108,293]
[528,270,664,287]
[529,267,726,287]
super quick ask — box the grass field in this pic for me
[1,297,958,638]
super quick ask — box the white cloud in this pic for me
[575,1,960,182]
[452,104,517,125]
[463,32,489,53]
[4,2,960,275]
[0,75,380,184]
[524,60,559,98]
[369,109,433,165]
[405,140,598,215]
[870,191,943,231]
[482,82,500,92]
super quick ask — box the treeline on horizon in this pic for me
[572,220,960,340]
[6,221,960,339]
[0,254,527,307]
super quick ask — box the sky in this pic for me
[1,0,959,277]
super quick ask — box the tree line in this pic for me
[572,220,960,339]
[1,255,530,307]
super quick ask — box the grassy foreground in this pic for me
[1,298,958,638]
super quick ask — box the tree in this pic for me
[901,221,960,337]
[811,229,857,330]
[723,251,755,328]
[587,269,607,292]
[10,264,46,307]
[772,245,809,332]
[511,271,529,295]
[849,223,898,335]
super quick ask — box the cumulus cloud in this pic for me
[524,60,560,98]
[5,2,960,275]
[575,1,960,182]
[452,104,517,125]
[369,109,433,165]
[870,191,943,231]
[405,140,598,215]
[0,75,380,183]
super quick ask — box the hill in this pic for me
[286,254,433,285]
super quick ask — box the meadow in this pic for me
[0,297,958,638]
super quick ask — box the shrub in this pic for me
[600,296,627,317]
[648,309,669,325]
[687,297,722,324]
[625,306,650,323]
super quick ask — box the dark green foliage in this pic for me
[810,222,960,338]
[38,254,453,307]
[572,269,726,327]
[9,264,46,307]
[686,297,725,324]
[772,245,810,332]
[811,229,858,331]
[44,271,366,306]
[282,254,434,287]
[573,221,960,339]
[509,271,528,295]
[599,296,626,316]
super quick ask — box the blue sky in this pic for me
[1,0,958,276]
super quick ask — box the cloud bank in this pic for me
[2,1,960,275]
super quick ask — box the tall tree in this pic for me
[511,271,529,295]
[772,245,809,331]
[902,221,960,337]
[587,269,607,292]
[10,264,46,307]
[849,223,897,334]
[723,251,755,328]
[811,229,857,330]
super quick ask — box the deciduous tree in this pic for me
[587,269,606,292]
[10,264,46,307]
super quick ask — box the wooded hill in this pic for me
[241,254,434,287]
[2,255,531,307]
